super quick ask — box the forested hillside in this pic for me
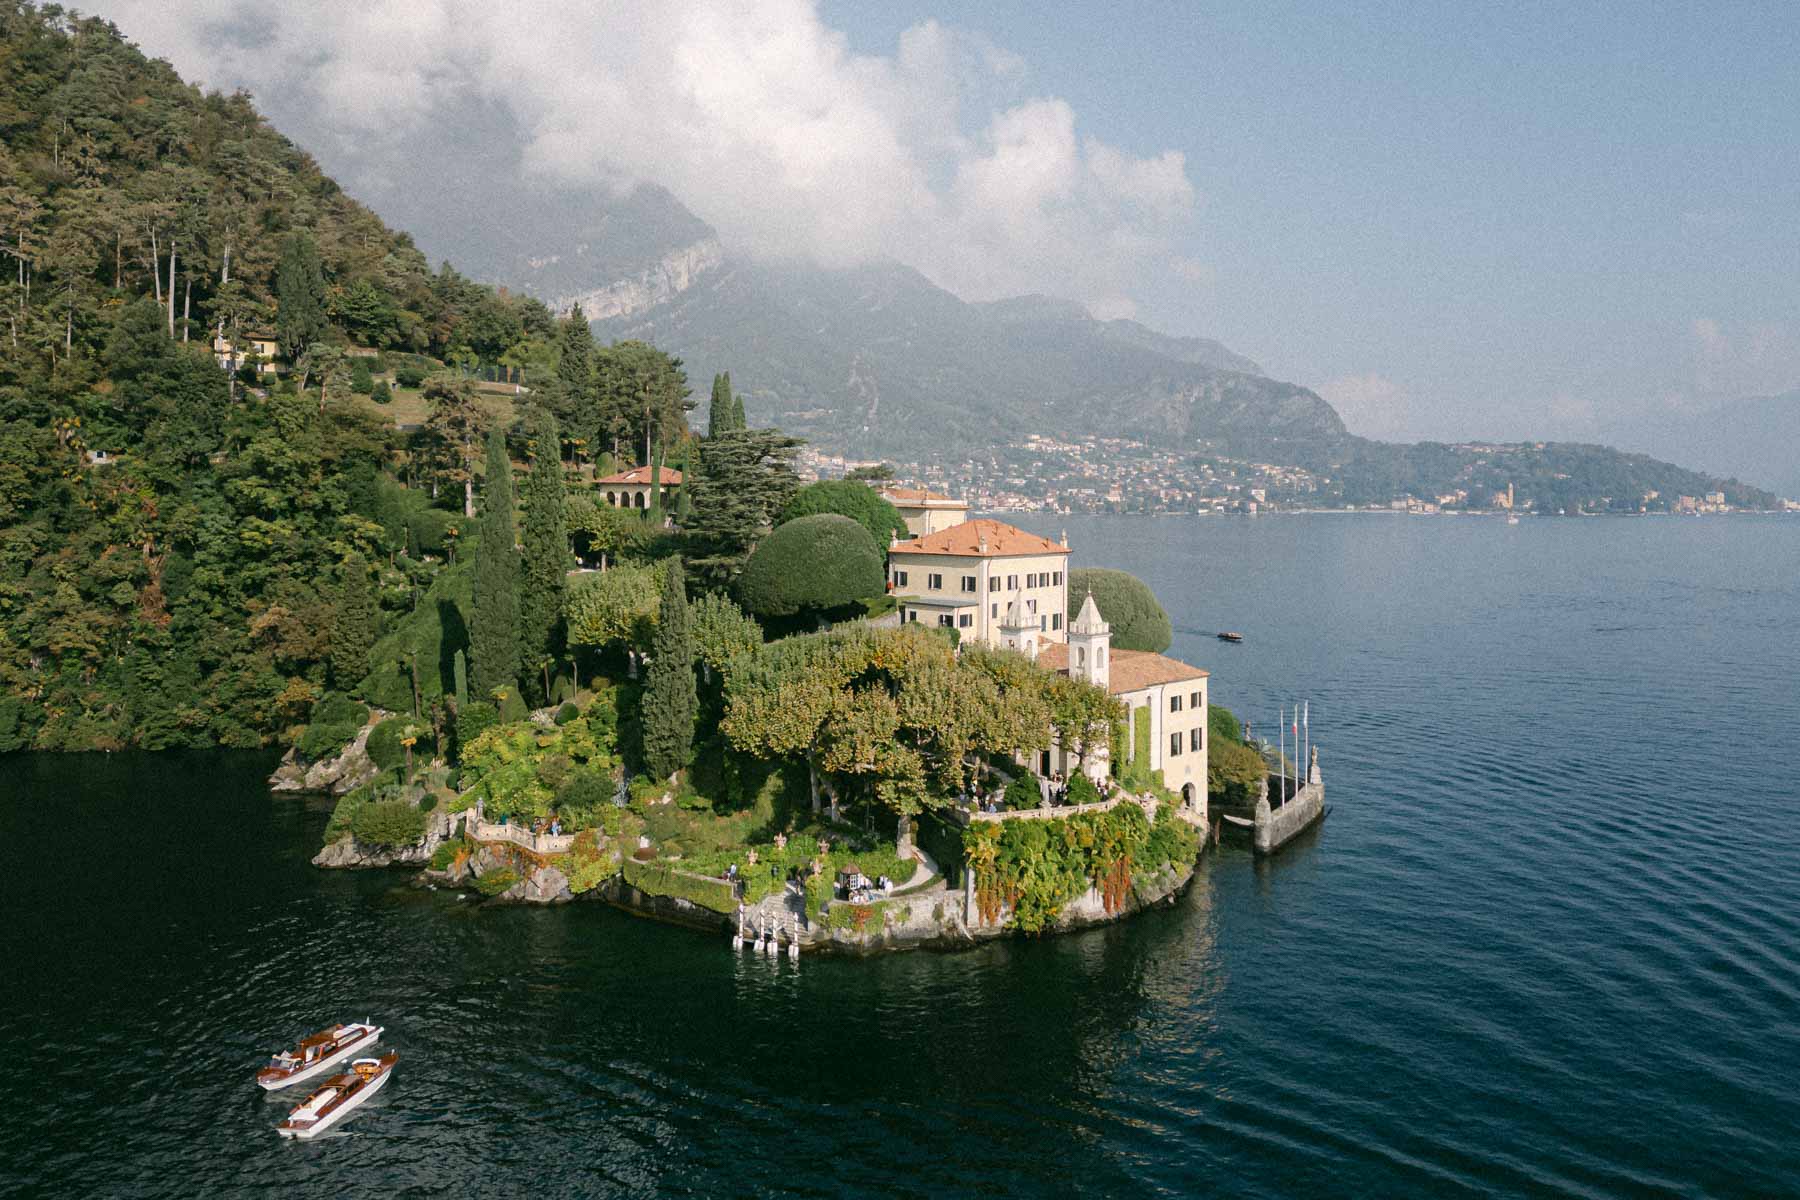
[0,5,556,751]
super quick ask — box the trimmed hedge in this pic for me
[365,717,409,771]
[621,858,737,914]
[1066,567,1171,653]
[737,514,884,618]
[350,799,428,846]
[296,722,359,760]
[776,480,909,546]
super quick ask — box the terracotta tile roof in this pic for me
[880,486,967,507]
[597,466,683,485]
[1037,643,1208,695]
[889,518,1069,558]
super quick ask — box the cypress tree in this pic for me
[275,233,327,360]
[708,372,735,436]
[641,558,696,779]
[553,304,594,449]
[647,442,665,525]
[518,409,568,702]
[453,649,468,708]
[731,391,746,430]
[469,430,521,700]
[329,552,378,691]
[675,444,693,526]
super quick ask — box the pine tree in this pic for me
[329,552,378,691]
[518,409,568,702]
[708,372,736,436]
[685,428,803,589]
[641,558,696,779]
[274,233,327,360]
[469,430,521,700]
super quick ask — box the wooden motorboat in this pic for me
[1216,631,1244,643]
[257,1021,383,1091]
[276,1053,397,1140]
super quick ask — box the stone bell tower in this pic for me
[1067,591,1110,691]
[999,589,1038,660]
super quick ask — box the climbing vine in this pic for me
[966,801,1198,933]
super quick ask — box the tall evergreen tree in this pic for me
[685,428,803,589]
[274,233,327,360]
[707,372,736,436]
[731,392,746,430]
[641,558,696,779]
[329,552,378,691]
[647,442,665,525]
[469,430,521,700]
[551,303,595,453]
[518,409,568,702]
[675,443,694,526]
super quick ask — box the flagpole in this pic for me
[1278,705,1285,804]
[1303,700,1309,786]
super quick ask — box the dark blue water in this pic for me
[3,514,1798,1197]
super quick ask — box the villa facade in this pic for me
[599,465,682,510]
[887,518,1070,648]
[878,486,970,536]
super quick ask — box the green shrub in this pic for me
[550,675,575,705]
[371,380,392,404]
[554,702,579,726]
[537,753,573,791]
[1004,773,1042,810]
[737,514,884,618]
[364,717,409,771]
[311,693,369,728]
[475,867,520,897]
[1208,704,1243,746]
[326,784,371,840]
[456,701,498,756]
[350,360,374,394]
[296,722,358,760]
[394,365,427,388]
[498,688,527,723]
[1066,772,1102,806]
[429,838,465,870]
[350,799,428,846]
[557,768,616,830]
[405,507,459,557]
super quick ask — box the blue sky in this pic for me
[113,1,1798,446]
[826,1,1800,441]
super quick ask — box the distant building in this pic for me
[212,330,280,373]
[879,486,970,536]
[598,465,682,510]
[888,518,1069,648]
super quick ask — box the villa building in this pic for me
[879,486,970,536]
[1036,593,1210,816]
[887,518,1070,648]
[599,465,682,510]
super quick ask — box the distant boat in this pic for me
[1217,632,1244,643]
[276,1053,397,1140]
[1506,514,1520,525]
[257,1021,382,1091]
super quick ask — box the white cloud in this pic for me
[95,0,1197,312]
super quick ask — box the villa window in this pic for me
[1170,733,1183,757]
[634,493,645,509]
[1171,694,1183,713]
[1076,646,1087,667]
[1052,613,1062,631]
[1039,616,1047,631]
[928,572,943,589]
[938,614,953,628]
[989,577,1000,593]
[1027,598,1037,615]
[1007,574,1017,590]
[893,570,909,587]
[1190,729,1202,752]
[991,603,998,619]
[1190,690,1201,708]
[962,575,977,592]
[958,614,972,628]
[1054,571,1063,586]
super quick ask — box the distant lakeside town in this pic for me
[798,437,1797,517]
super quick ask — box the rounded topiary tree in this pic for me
[1004,773,1042,810]
[364,716,409,772]
[1066,567,1172,653]
[1065,772,1101,806]
[738,514,885,619]
[777,480,910,547]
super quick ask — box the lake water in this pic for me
[3,514,1798,1197]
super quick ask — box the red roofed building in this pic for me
[887,518,1070,649]
[598,465,682,511]
[878,485,969,536]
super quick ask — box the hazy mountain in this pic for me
[1605,392,1800,499]
[593,256,1341,457]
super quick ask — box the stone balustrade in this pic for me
[958,791,1156,825]
[467,818,574,855]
